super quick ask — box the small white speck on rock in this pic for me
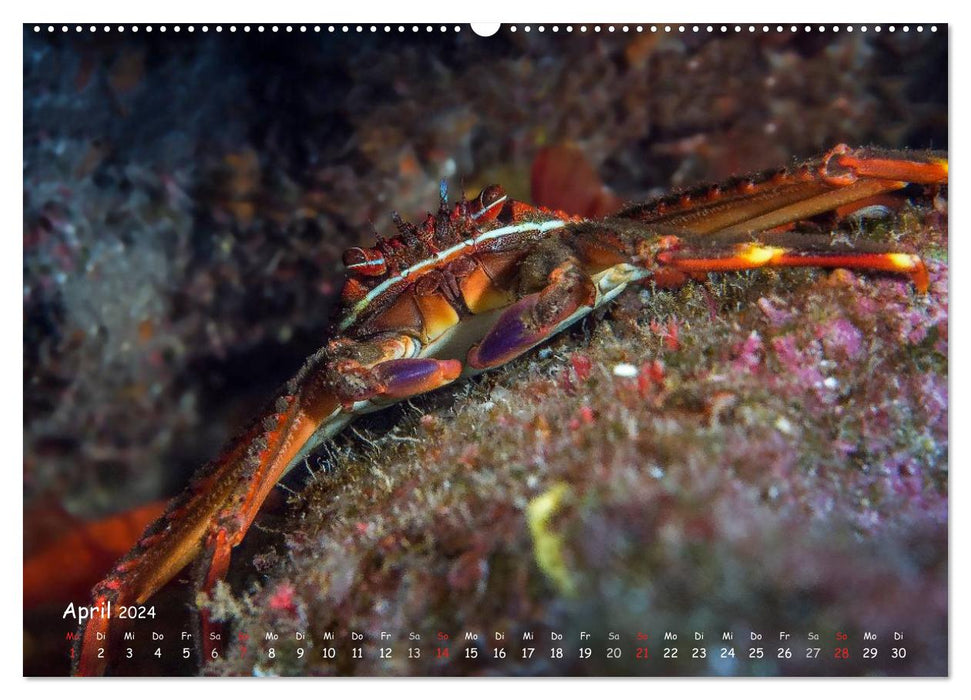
[613,363,639,378]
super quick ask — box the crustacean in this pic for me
[73,144,947,675]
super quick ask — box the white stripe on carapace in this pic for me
[471,194,508,220]
[347,257,386,269]
[338,218,567,330]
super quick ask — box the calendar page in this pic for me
[22,16,948,678]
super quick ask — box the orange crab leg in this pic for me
[74,367,342,676]
[74,343,462,674]
[710,179,908,236]
[618,145,947,235]
[827,145,948,185]
[655,234,929,292]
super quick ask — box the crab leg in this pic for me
[74,339,460,675]
[73,359,341,675]
[652,232,929,292]
[617,145,947,235]
[561,146,946,296]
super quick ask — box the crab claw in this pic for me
[468,265,596,370]
[467,295,549,369]
[371,358,463,399]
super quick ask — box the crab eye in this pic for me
[342,247,387,277]
[473,185,507,220]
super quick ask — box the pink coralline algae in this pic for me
[816,318,864,362]
[769,334,828,400]
[757,297,795,327]
[731,331,764,373]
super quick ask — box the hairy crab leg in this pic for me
[561,146,946,301]
[617,145,947,235]
[190,349,460,661]
[74,357,342,676]
[74,336,461,675]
